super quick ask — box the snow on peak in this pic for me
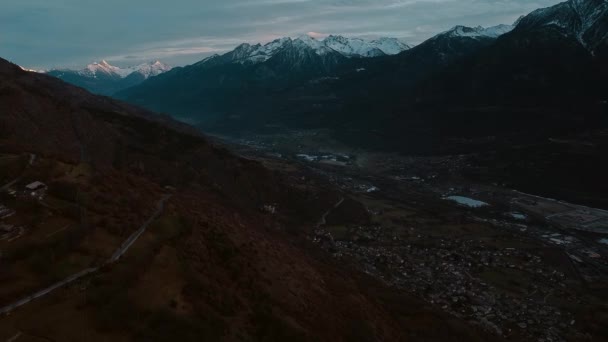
[324,35,385,57]
[516,0,608,50]
[369,37,412,55]
[306,35,410,57]
[440,24,514,39]
[210,34,412,66]
[294,35,334,55]
[132,61,172,78]
[83,60,129,77]
[78,60,171,79]
[19,66,45,73]
[238,38,294,63]
[480,24,516,37]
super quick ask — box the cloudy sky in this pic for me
[1,0,563,69]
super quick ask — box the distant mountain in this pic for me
[198,35,410,68]
[75,60,171,79]
[47,60,171,95]
[416,0,608,105]
[516,0,608,54]
[114,35,411,122]
[330,0,608,152]
[116,0,607,155]
[437,24,515,39]
[323,36,411,57]
[114,27,500,126]
[196,36,349,74]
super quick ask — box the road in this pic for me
[0,194,172,316]
[109,194,172,263]
[0,268,98,315]
[316,197,345,229]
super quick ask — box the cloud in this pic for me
[0,0,565,69]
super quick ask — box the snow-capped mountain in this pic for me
[80,60,128,78]
[130,61,172,78]
[78,60,171,80]
[47,60,171,95]
[405,23,510,67]
[200,35,411,67]
[324,35,411,57]
[368,37,412,55]
[437,24,515,40]
[293,35,337,56]
[117,0,607,164]
[515,0,608,52]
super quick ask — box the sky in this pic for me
[1,0,564,70]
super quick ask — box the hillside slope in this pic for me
[0,58,492,341]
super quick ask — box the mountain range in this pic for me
[115,0,607,155]
[3,0,608,339]
[45,60,171,95]
[203,35,411,67]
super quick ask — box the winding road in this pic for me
[316,197,345,229]
[109,194,172,263]
[0,194,172,316]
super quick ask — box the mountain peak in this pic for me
[369,37,412,55]
[293,35,334,55]
[132,61,172,78]
[515,0,608,51]
[439,24,514,39]
[56,60,172,80]
[207,34,412,64]
[294,35,322,46]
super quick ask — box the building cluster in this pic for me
[0,181,47,243]
[311,219,591,342]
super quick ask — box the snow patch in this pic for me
[438,24,514,40]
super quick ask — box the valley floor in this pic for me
[213,129,608,342]
[1,128,606,341]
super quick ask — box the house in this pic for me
[23,181,47,200]
[25,181,46,191]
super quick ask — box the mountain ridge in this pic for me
[114,0,607,156]
[114,23,512,123]
[46,60,171,96]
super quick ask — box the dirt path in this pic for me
[109,194,172,263]
[316,197,345,229]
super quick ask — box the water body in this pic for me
[445,196,489,208]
